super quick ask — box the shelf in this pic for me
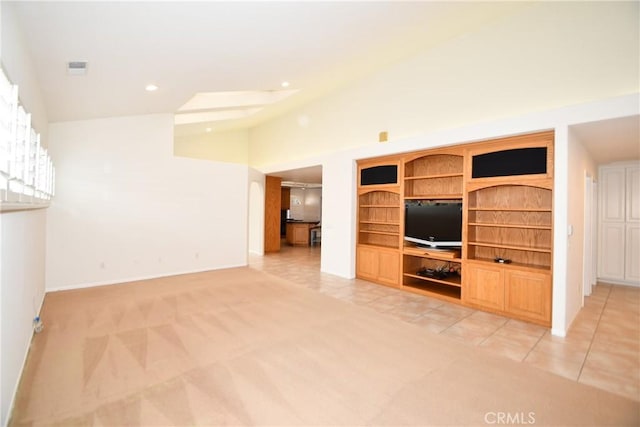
[468,207,552,212]
[358,242,399,250]
[468,222,551,230]
[360,220,400,225]
[404,173,463,180]
[402,280,462,301]
[404,195,463,200]
[467,241,551,253]
[360,204,399,208]
[403,246,461,261]
[467,257,552,272]
[359,230,399,236]
[403,273,461,287]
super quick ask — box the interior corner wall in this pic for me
[248,1,639,169]
[45,114,249,291]
[1,3,49,425]
[565,127,598,330]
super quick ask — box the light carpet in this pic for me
[9,267,640,426]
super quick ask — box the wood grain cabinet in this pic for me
[356,158,402,288]
[281,187,291,210]
[505,269,551,324]
[464,262,505,311]
[356,245,400,287]
[464,262,551,325]
[355,131,554,326]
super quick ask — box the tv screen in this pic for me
[404,202,463,248]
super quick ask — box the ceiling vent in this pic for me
[67,61,88,76]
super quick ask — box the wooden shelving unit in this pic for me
[358,191,401,249]
[462,132,554,326]
[356,159,402,287]
[402,249,462,301]
[356,131,554,326]
[401,149,465,301]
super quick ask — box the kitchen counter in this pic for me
[285,221,319,246]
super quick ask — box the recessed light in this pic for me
[205,127,212,133]
[145,84,159,92]
[281,81,290,88]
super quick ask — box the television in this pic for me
[404,201,463,248]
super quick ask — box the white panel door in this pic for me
[625,224,640,282]
[601,168,626,222]
[599,222,626,280]
[626,166,640,222]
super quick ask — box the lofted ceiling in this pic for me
[9,1,529,131]
[8,1,637,180]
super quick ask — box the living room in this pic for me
[1,1,638,425]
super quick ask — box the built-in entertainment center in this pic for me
[356,131,553,326]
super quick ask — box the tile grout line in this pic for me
[576,283,612,381]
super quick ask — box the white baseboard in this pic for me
[46,263,247,293]
[596,278,640,287]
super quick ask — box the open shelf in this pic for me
[405,172,463,180]
[468,223,551,230]
[359,230,399,236]
[404,153,464,199]
[403,273,461,287]
[402,279,462,301]
[404,194,462,200]
[467,242,551,253]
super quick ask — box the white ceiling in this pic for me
[571,115,640,164]
[10,1,528,130]
[9,1,638,184]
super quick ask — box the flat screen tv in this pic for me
[404,201,463,248]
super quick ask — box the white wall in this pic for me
[248,169,265,256]
[289,188,321,222]
[174,128,249,165]
[0,3,49,425]
[249,1,638,169]
[46,114,248,290]
[0,210,46,426]
[565,128,598,329]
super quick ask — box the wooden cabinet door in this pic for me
[281,187,291,210]
[356,246,400,286]
[293,226,309,245]
[464,263,504,311]
[356,246,379,280]
[377,250,400,286]
[264,176,282,253]
[505,270,551,324]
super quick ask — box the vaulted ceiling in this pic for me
[10,1,527,132]
[8,1,638,169]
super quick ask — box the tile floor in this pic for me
[250,243,640,402]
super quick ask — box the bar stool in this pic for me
[310,225,321,246]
